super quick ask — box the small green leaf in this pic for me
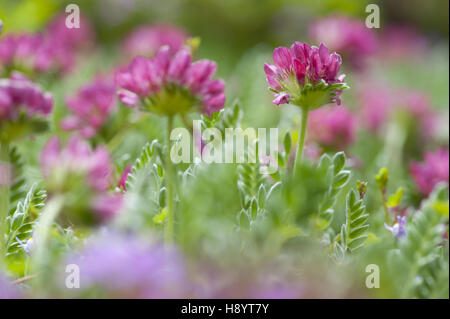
[387,187,403,207]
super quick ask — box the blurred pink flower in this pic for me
[358,83,436,138]
[264,42,346,106]
[0,32,75,75]
[0,14,93,76]
[40,136,113,192]
[122,24,188,58]
[0,73,53,124]
[61,77,117,138]
[92,194,123,221]
[307,105,357,151]
[379,25,427,60]
[115,46,225,115]
[309,16,377,69]
[45,13,94,51]
[409,149,449,196]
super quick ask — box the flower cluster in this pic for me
[307,105,356,151]
[60,77,117,138]
[0,14,93,77]
[122,24,188,58]
[409,149,449,196]
[264,42,347,108]
[116,46,225,116]
[0,73,53,140]
[309,16,377,69]
[61,232,190,298]
[40,136,121,222]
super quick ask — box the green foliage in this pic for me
[315,152,351,229]
[125,139,164,193]
[389,185,449,298]
[6,184,46,255]
[335,188,370,255]
[8,146,26,214]
[237,140,280,229]
[201,99,242,133]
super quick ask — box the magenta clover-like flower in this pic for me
[264,42,348,109]
[40,136,121,223]
[0,73,53,141]
[60,77,117,139]
[115,46,225,116]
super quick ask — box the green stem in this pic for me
[0,141,10,269]
[293,107,309,176]
[165,115,175,245]
[32,196,64,281]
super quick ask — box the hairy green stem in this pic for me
[0,141,10,269]
[32,196,64,281]
[165,115,175,245]
[293,107,309,175]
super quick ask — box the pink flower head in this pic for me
[45,13,94,51]
[115,46,225,116]
[0,32,75,75]
[0,73,53,124]
[61,77,117,138]
[264,42,348,108]
[307,105,356,151]
[122,24,188,58]
[409,149,449,196]
[40,136,113,193]
[309,16,377,69]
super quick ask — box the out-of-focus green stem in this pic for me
[32,195,64,286]
[165,115,175,245]
[293,107,309,176]
[0,141,10,269]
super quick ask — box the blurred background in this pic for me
[0,0,448,298]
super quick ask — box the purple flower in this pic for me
[60,77,117,138]
[115,46,225,116]
[40,136,113,193]
[0,273,21,299]
[0,73,53,124]
[307,105,357,151]
[264,42,347,108]
[122,24,188,58]
[309,16,377,70]
[61,232,191,298]
[410,149,449,196]
[385,215,407,239]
